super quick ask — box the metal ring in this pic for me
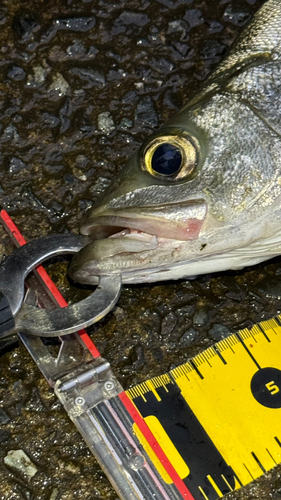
[0,234,121,337]
[15,273,121,337]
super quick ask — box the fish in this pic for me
[69,0,281,285]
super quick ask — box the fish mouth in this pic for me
[69,200,207,282]
[81,199,207,239]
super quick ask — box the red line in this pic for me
[119,391,195,500]
[0,209,100,359]
[1,210,194,496]
[0,209,27,246]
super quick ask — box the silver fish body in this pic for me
[69,0,281,285]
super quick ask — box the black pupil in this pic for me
[151,143,182,176]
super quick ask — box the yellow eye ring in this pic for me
[141,133,199,180]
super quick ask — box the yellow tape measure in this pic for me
[126,316,281,500]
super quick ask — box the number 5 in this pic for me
[266,381,279,395]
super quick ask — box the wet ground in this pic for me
[1,0,281,499]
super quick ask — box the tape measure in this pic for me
[2,209,281,500]
[123,316,281,500]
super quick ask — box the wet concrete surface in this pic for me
[1,0,281,498]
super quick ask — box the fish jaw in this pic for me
[80,199,207,241]
[69,199,207,283]
[69,201,281,285]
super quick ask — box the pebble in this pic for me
[70,67,105,88]
[55,17,96,32]
[161,312,178,336]
[120,117,133,129]
[167,20,189,39]
[183,9,205,29]
[89,176,112,195]
[7,65,26,81]
[0,407,10,424]
[41,17,96,43]
[48,73,70,96]
[78,199,93,212]
[9,157,27,173]
[27,63,50,87]
[4,449,38,479]
[0,429,11,442]
[44,164,64,174]
[66,40,86,57]
[0,14,6,26]
[114,11,150,28]
[200,40,226,60]
[73,167,87,181]
[261,283,281,301]
[208,20,224,33]
[75,154,89,168]
[223,5,251,26]
[97,111,115,134]
[179,328,198,347]
[209,323,231,342]
[193,308,209,327]
[49,488,60,500]
[41,112,60,128]
[3,124,19,141]
[113,306,125,318]
[13,12,40,40]
[134,96,158,128]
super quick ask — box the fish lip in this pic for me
[80,200,208,242]
[70,200,207,283]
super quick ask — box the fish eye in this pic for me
[151,142,182,176]
[141,134,198,180]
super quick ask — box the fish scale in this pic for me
[70,0,281,285]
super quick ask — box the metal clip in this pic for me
[0,234,121,338]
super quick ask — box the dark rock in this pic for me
[183,9,205,29]
[161,312,178,336]
[9,157,27,173]
[7,65,26,81]
[179,328,198,347]
[200,40,227,60]
[208,20,224,33]
[75,154,89,168]
[122,90,138,105]
[55,17,96,32]
[13,12,40,40]
[41,113,60,128]
[44,164,64,174]
[223,5,251,26]
[134,96,158,128]
[114,11,150,27]
[66,40,86,57]
[193,308,209,327]
[41,17,96,44]
[209,323,231,341]
[69,67,105,88]
[167,20,189,39]
[0,429,11,442]
[0,407,10,424]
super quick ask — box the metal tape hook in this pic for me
[0,234,122,338]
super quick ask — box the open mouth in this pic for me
[68,200,207,281]
[80,200,207,244]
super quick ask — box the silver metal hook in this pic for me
[0,234,121,337]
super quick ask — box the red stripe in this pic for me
[0,209,27,246]
[0,209,100,358]
[119,391,195,500]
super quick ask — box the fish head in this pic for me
[80,124,208,241]
[69,0,281,284]
[69,122,211,283]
